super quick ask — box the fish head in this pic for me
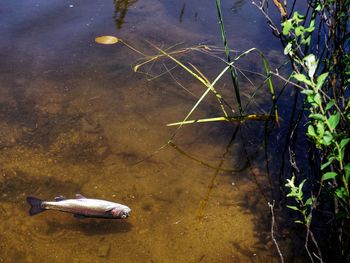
[110,206,131,219]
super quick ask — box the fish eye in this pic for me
[121,210,130,218]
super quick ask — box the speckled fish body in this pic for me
[27,194,131,219]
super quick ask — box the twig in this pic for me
[268,201,285,263]
[252,1,281,37]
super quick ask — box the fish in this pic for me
[26,194,131,219]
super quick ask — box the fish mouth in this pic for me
[121,210,131,218]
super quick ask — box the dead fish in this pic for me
[26,194,131,219]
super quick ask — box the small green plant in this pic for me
[285,176,312,226]
[280,4,350,216]
[285,176,322,261]
[255,0,349,261]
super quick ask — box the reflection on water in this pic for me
[0,0,302,262]
[179,3,186,23]
[231,0,247,13]
[113,0,138,29]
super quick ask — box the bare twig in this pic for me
[268,201,285,263]
[252,1,281,37]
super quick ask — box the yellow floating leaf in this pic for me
[95,36,119,45]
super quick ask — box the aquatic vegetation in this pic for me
[95,34,280,222]
[95,1,348,261]
[254,0,350,261]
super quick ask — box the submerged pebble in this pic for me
[98,243,111,257]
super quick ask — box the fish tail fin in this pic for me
[26,196,46,216]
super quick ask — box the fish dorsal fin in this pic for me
[75,194,87,199]
[54,195,66,201]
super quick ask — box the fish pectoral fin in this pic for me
[54,195,66,201]
[74,214,87,219]
[75,194,87,199]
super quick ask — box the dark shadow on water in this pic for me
[0,170,82,203]
[230,0,247,13]
[0,83,112,164]
[113,0,138,29]
[45,219,133,235]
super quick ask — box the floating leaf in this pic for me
[95,36,119,45]
[321,171,337,181]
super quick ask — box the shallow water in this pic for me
[0,1,298,262]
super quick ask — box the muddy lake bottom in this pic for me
[0,0,306,262]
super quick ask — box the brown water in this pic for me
[0,1,295,262]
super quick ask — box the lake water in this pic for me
[0,1,302,262]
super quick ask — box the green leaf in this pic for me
[292,12,305,23]
[295,26,304,37]
[316,121,325,137]
[325,99,334,111]
[304,54,317,79]
[313,93,322,106]
[307,125,316,137]
[321,157,335,170]
[316,72,329,90]
[328,112,340,130]
[294,220,304,224]
[293,73,312,86]
[335,187,347,200]
[287,205,300,211]
[301,36,311,46]
[309,113,324,121]
[301,89,314,95]
[321,172,338,181]
[315,4,323,11]
[285,176,296,188]
[282,20,293,35]
[304,20,315,33]
[284,42,293,55]
[340,138,350,149]
[322,131,333,145]
[345,163,350,182]
[286,191,299,198]
[298,179,306,199]
[305,197,313,206]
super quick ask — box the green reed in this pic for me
[215,0,242,115]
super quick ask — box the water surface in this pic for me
[0,1,294,262]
